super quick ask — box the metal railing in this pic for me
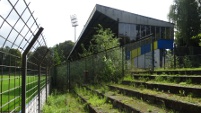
[0,0,50,113]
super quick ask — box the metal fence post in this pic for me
[21,27,43,113]
[151,36,155,72]
[174,43,176,69]
[38,64,41,112]
[46,67,48,102]
[67,62,69,92]
[68,61,71,91]
[122,46,124,76]
[38,49,49,112]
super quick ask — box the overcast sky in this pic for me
[24,0,174,47]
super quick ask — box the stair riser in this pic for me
[122,81,201,97]
[108,85,201,113]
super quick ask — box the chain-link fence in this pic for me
[71,47,123,83]
[55,34,201,91]
[0,0,50,113]
[52,46,124,90]
[164,46,201,69]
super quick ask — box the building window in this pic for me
[170,28,174,39]
[118,23,131,44]
[166,27,171,39]
[119,23,125,36]
[141,25,146,38]
[156,26,160,39]
[145,25,151,36]
[136,25,141,40]
[167,27,174,39]
[130,24,136,42]
[151,26,155,39]
[161,27,165,39]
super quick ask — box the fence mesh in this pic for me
[0,0,50,112]
[63,47,123,88]
[164,46,201,68]
[63,41,201,88]
[53,46,124,90]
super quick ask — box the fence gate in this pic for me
[0,0,50,113]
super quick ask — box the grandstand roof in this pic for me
[68,4,174,60]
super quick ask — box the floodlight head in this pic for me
[70,14,78,27]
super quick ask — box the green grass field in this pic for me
[0,75,46,112]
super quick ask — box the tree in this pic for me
[92,24,120,52]
[80,24,121,83]
[198,0,201,32]
[168,0,201,46]
[192,33,201,46]
[52,40,74,64]
[5,48,21,66]
[81,24,120,55]
[198,0,201,13]
[0,47,21,67]
[52,47,61,66]
[28,46,52,67]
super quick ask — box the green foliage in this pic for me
[165,48,200,68]
[79,24,120,55]
[51,41,74,90]
[0,47,21,67]
[166,76,174,82]
[52,48,61,65]
[74,86,120,112]
[52,40,74,64]
[173,78,180,83]
[43,93,86,113]
[100,56,116,82]
[55,65,68,91]
[155,76,165,82]
[6,48,21,66]
[92,24,120,52]
[88,95,106,107]
[70,59,85,85]
[179,90,185,96]
[28,46,52,66]
[185,78,192,84]
[138,77,149,82]
[192,33,201,46]
[168,0,201,46]
[165,50,180,68]
[79,43,92,57]
[123,74,133,81]
[78,24,122,83]
[183,56,192,68]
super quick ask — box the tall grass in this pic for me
[42,92,86,113]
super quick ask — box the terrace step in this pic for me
[132,75,201,84]
[74,91,99,113]
[83,85,168,113]
[108,84,201,113]
[122,80,201,97]
[74,87,120,113]
[131,70,201,75]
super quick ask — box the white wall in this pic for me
[132,49,161,69]
[22,84,50,113]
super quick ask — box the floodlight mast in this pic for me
[70,14,78,42]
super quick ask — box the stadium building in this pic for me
[68,4,174,69]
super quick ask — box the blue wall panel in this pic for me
[158,39,173,49]
[125,51,130,60]
[141,44,151,55]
